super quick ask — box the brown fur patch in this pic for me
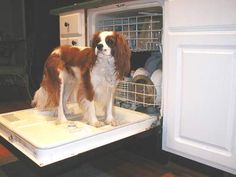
[34,32,131,110]
[39,46,96,108]
[113,32,131,79]
[41,53,64,107]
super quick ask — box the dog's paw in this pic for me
[55,118,68,125]
[67,104,81,115]
[105,119,121,126]
[89,120,104,128]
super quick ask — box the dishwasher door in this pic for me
[0,105,157,167]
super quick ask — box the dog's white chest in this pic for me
[91,56,117,101]
[91,56,116,85]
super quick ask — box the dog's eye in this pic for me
[106,37,115,47]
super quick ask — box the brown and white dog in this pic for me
[32,31,131,127]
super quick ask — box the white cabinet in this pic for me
[162,0,236,174]
[60,38,80,46]
[59,9,85,46]
[55,0,236,174]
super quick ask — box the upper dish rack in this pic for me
[96,14,162,52]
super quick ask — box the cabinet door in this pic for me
[162,0,236,174]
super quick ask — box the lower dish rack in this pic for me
[114,79,161,115]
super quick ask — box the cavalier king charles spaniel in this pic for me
[32,31,131,127]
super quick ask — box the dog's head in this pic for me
[92,31,131,79]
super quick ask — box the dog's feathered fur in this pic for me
[32,31,131,127]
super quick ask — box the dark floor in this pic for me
[0,90,234,177]
[0,136,211,177]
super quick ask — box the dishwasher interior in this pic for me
[91,6,163,117]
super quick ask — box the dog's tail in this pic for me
[31,86,49,110]
[32,81,60,110]
[32,55,62,110]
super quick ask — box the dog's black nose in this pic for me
[97,44,103,51]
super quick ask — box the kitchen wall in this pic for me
[26,0,60,90]
[28,0,89,90]
[0,1,13,36]
[0,0,83,100]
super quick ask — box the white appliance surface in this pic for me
[0,105,156,167]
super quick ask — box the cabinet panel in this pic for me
[163,32,236,174]
[59,10,84,38]
[60,38,82,46]
[163,0,236,174]
[177,47,236,151]
[167,0,236,29]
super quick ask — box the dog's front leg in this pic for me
[57,73,68,124]
[105,88,118,126]
[83,99,104,127]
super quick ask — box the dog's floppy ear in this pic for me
[114,32,131,79]
[91,32,100,49]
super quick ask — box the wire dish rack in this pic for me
[96,14,162,52]
[114,80,161,111]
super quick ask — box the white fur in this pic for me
[57,70,67,123]
[57,67,83,123]
[32,87,48,110]
[51,48,61,55]
[80,99,104,127]
[91,53,117,125]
